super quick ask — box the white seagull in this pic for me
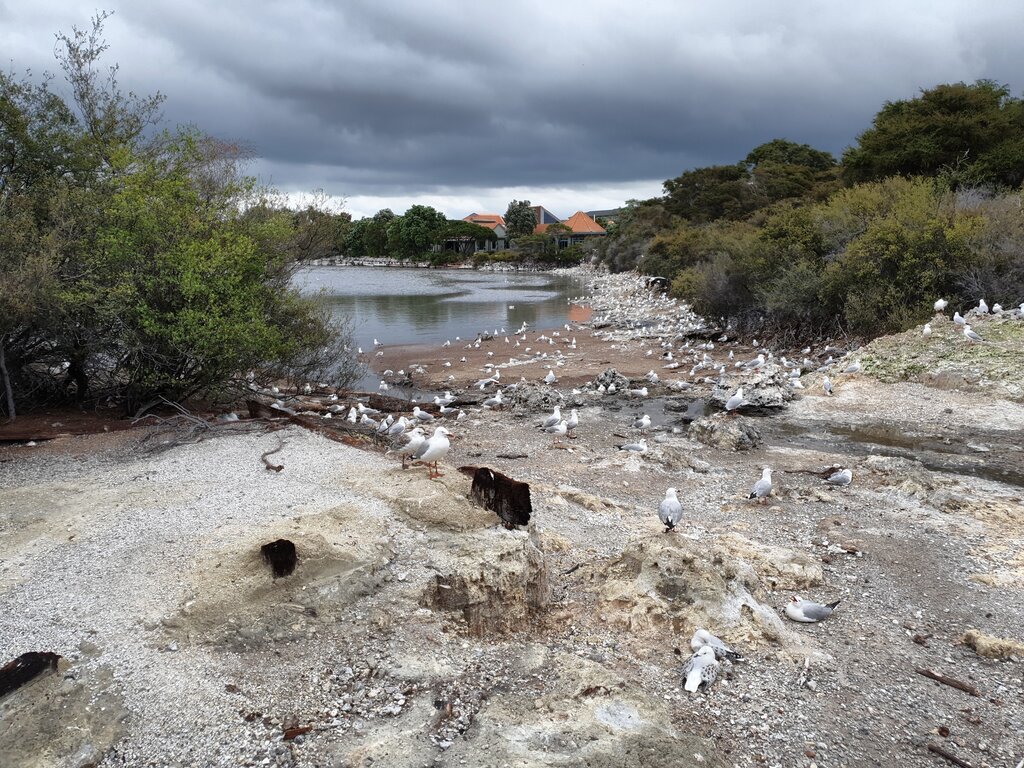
[413,426,452,479]
[412,406,435,423]
[725,387,745,412]
[390,427,426,469]
[690,629,743,661]
[824,468,853,486]
[632,414,652,432]
[822,376,833,396]
[963,324,983,343]
[933,298,948,313]
[784,596,840,623]
[681,646,719,693]
[544,370,557,385]
[953,311,966,326]
[541,405,562,429]
[748,467,772,502]
[923,322,932,337]
[658,487,683,532]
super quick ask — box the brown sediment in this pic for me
[371,324,676,391]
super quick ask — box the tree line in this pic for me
[1,14,358,420]
[596,80,1024,339]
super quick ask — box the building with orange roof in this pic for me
[531,208,607,246]
[463,213,507,250]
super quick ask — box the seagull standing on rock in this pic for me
[923,323,932,337]
[681,646,719,693]
[632,414,652,432]
[785,596,840,623]
[412,406,435,423]
[823,376,833,396]
[658,488,683,532]
[565,409,579,436]
[725,387,745,413]
[963,324,984,343]
[934,298,948,313]
[953,311,966,326]
[413,426,451,479]
[544,370,557,385]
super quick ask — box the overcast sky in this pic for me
[3,1,1021,219]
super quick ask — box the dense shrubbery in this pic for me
[594,82,1024,339]
[0,15,355,419]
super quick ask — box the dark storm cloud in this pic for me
[4,1,1024,207]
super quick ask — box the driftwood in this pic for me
[495,452,528,460]
[915,668,981,697]
[0,652,61,699]
[927,744,973,768]
[458,466,532,529]
[261,440,286,472]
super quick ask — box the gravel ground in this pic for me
[2,272,1023,768]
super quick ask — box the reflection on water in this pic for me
[296,266,588,351]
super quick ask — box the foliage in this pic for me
[504,199,536,240]
[441,220,497,256]
[0,13,352,418]
[386,204,447,259]
[745,139,836,170]
[843,80,1024,189]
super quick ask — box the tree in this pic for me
[842,80,1024,188]
[504,199,536,240]
[745,139,836,171]
[0,13,351,418]
[441,220,496,256]
[663,164,761,222]
[386,204,447,259]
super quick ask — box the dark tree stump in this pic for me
[261,539,297,577]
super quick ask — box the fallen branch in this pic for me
[916,668,981,697]
[927,743,973,768]
[1,652,61,698]
[261,440,286,472]
[496,452,528,459]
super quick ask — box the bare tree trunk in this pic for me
[0,338,16,422]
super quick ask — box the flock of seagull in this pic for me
[273,280,1019,695]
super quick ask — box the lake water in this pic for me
[296,266,589,351]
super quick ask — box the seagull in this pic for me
[992,303,1003,313]
[978,298,989,313]
[390,427,426,469]
[632,414,652,432]
[934,298,948,313]
[824,468,853,486]
[565,409,579,435]
[347,406,357,423]
[543,420,568,443]
[953,311,966,326]
[963,324,983,343]
[923,322,932,337]
[784,596,840,623]
[413,426,451,479]
[658,488,683,532]
[378,380,389,391]
[842,361,861,374]
[681,646,719,693]
[544,370,557,385]
[412,406,435,423]
[541,405,562,429]
[748,467,772,502]
[617,439,648,453]
[629,386,649,397]
[690,629,743,662]
[482,391,504,409]
[822,376,833,396]
[725,387,745,412]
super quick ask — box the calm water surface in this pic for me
[297,266,588,352]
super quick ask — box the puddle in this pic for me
[772,421,1024,488]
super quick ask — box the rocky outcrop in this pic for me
[506,383,583,416]
[596,534,820,655]
[590,368,631,392]
[421,529,550,636]
[711,364,793,410]
[688,414,763,451]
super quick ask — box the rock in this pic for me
[421,529,549,636]
[596,534,818,655]
[688,415,763,451]
[710,364,792,409]
[506,383,580,416]
[591,368,631,392]
[962,629,1024,660]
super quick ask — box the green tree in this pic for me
[441,220,496,256]
[745,139,836,170]
[662,164,761,222]
[386,204,447,259]
[842,80,1024,188]
[504,199,536,240]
